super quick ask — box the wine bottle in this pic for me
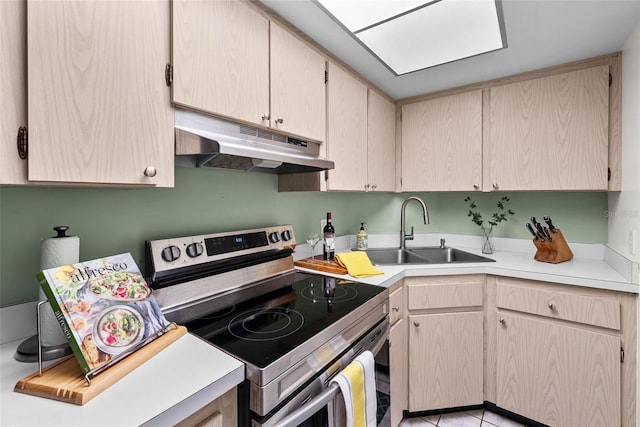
[323,212,335,261]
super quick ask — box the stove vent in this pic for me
[174,109,334,174]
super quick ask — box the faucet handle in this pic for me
[405,226,415,241]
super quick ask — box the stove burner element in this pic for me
[300,281,358,304]
[228,307,304,341]
[193,304,235,321]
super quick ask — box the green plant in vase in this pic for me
[464,196,515,254]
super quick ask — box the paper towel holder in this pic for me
[14,225,77,363]
[53,225,70,237]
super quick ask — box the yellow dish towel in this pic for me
[330,350,377,427]
[334,252,383,278]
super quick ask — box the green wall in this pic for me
[0,167,607,306]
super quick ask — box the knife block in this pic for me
[532,229,573,263]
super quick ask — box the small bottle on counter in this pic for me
[323,212,335,261]
[356,222,368,250]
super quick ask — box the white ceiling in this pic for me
[260,0,640,100]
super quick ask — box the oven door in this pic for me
[259,319,389,427]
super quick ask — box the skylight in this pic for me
[316,0,506,75]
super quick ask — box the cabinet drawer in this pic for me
[406,279,483,310]
[389,287,403,324]
[497,282,620,330]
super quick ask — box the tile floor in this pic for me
[396,409,528,427]
[375,368,527,427]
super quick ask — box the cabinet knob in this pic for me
[492,183,499,190]
[143,166,157,178]
[371,184,377,190]
[473,183,479,190]
[548,303,555,310]
[275,117,284,124]
[413,321,420,327]
[261,114,270,121]
[392,307,399,312]
[499,318,506,325]
[364,184,370,190]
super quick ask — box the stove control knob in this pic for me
[281,230,292,241]
[268,232,280,243]
[186,242,204,258]
[161,245,181,262]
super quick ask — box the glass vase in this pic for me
[481,226,494,254]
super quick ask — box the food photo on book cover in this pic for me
[37,253,169,374]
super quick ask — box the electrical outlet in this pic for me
[629,229,637,256]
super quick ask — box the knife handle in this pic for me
[543,227,553,241]
[544,216,557,233]
[531,217,547,238]
[526,223,543,241]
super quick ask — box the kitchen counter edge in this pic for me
[297,247,639,294]
[0,332,245,426]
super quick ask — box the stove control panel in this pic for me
[147,225,296,273]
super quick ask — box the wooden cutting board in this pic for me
[14,325,187,405]
[294,257,347,275]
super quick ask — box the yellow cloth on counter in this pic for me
[334,252,383,278]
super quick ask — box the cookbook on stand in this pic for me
[37,252,170,376]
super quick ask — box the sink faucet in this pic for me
[400,196,430,249]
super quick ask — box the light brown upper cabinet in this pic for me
[26,0,174,186]
[487,65,609,191]
[367,90,397,192]
[1,0,27,184]
[398,54,620,192]
[279,65,395,192]
[270,22,326,142]
[325,62,368,191]
[172,0,326,143]
[401,90,483,191]
[171,0,270,128]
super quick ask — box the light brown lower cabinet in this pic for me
[489,276,637,427]
[389,317,407,427]
[392,275,637,427]
[496,312,620,427]
[409,311,483,411]
[176,387,237,427]
[404,276,485,413]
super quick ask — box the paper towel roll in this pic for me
[40,234,80,270]
[39,227,80,347]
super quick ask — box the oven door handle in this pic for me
[275,321,389,427]
[274,382,341,427]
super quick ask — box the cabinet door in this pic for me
[367,90,396,192]
[27,0,174,186]
[401,90,482,192]
[488,65,609,191]
[172,0,269,127]
[389,318,407,427]
[497,313,620,426]
[1,0,27,184]
[326,62,368,191]
[409,311,483,411]
[175,387,237,427]
[270,22,326,142]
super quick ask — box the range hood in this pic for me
[175,109,334,174]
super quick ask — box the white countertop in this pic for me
[1,235,636,426]
[0,333,244,427]
[296,241,638,294]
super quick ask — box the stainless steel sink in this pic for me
[360,247,495,265]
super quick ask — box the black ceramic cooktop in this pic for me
[183,272,384,368]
